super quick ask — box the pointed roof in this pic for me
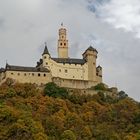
[82,46,98,56]
[42,44,50,55]
[97,65,102,69]
[86,46,98,53]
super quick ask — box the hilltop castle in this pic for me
[0,25,102,89]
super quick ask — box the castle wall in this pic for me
[43,56,89,81]
[96,75,102,84]
[53,77,97,89]
[4,70,52,85]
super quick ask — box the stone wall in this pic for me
[43,55,88,81]
[1,70,52,85]
[53,77,97,89]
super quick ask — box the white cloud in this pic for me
[96,0,140,38]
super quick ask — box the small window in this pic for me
[59,69,61,72]
[38,73,41,77]
[11,73,14,75]
[64,43,66,46]
[46,62,48,65]
[65,69,68,73]
[32,73,34,76]
[18,73,20,76]
[44,74,46,77]
[44,56,46,59]
[60,43,63,46]
[24,73,26,76]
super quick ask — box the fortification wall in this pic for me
[53,77,97,89]
[3,70,52,85]
[96,75,102,83]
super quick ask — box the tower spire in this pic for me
[42,42,50,55]
[61,22,63,27]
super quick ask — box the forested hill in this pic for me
[0,80,140,140]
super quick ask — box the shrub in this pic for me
[118,91,128,99]
[93,83,107,91]
[61,130,76,140]
[44,82,68,99]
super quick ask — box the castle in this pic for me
[0,25,102,89]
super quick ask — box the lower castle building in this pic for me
[0,25,102,89]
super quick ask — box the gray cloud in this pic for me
[0,18,5,29]
[0,0,139,101]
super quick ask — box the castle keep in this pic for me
[0,25,102,89]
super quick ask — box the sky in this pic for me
[0,0,140,101]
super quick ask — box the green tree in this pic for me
[61,130,76,140]
[44,82,68,98]
[137,130,140,140]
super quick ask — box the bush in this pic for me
[61,130,76,140]
[93,83,107,91]
[118,91,128,99]
[44,82,68,99]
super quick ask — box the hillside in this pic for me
[0,80,140,140]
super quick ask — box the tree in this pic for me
[61,130,76,140]
[118,91,128,99]
[44,82,68,98]
[92,83,107,91]
[137,130,140,140]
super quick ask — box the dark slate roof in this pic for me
[52,58,86,65]
[83,46,98,55]
[36,59,43,67]
[6,64,49,72]
[97,65,102,69]
[87,46,98,52]
[0,68,5,72]
[42,45,50,55]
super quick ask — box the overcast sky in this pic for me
[0,0,140,101]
